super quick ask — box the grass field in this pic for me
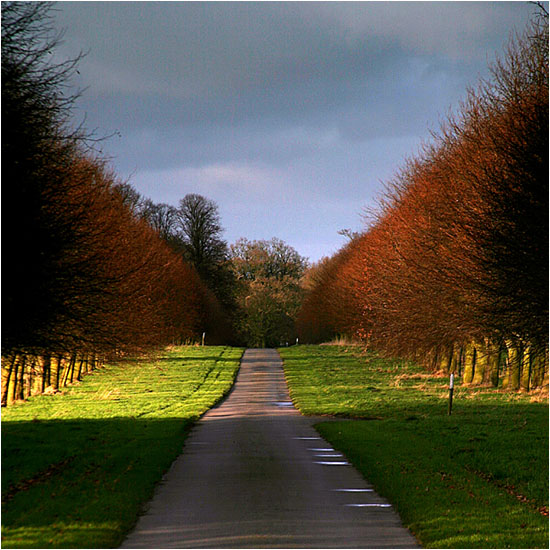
[1,346,243,549]
[279,344,549,548]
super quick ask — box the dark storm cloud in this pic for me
[60,3,527,94]
[54,1,540,261]
[60,2,529,130]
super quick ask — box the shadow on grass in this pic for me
[2,417,194,549]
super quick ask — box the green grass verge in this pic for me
[1,345,244,549]
[279,344,549,548]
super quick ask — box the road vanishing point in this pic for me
[121,348,419,548]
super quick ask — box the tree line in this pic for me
[1,3,231,404]
[297,10,548,392]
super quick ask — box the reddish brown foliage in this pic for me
[297,14,548,388]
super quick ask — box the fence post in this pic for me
[448,373,454,416]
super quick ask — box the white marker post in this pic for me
[448,373,454,416]
[202,332,205,346]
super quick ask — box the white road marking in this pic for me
[344,503,392,508]
[315,453,344,458]
[332,489,374,493]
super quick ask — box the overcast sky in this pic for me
[53,1,539,262]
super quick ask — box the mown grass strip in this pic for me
[1,345,244,549]
[279,344,548,549]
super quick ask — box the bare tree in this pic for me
[175,194,229,286]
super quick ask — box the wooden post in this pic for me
[448,373,454,416]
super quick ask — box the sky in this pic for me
[53,1,540,263]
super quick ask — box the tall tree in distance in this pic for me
[175,194,238,316]
[176,194,228,285]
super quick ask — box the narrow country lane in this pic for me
[121,349,419,548]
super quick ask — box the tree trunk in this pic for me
[40,356,46,393]
[450,345,460,374]
[44,355,52,390]
[53,355,61,391]
[530,346,548,388]
[456,346,465,377]
[61,355,74,387]
[26,356,35,398]
[76,357,84,381]
[505,340,521,390]
[463,343,476,384]
[2,354,17,406]
[17,355,26,400]
[488,341,501,387]
[472,341,487,385]
[11,355,21,403]
[439,346,453,373]
[520,343,532,392]
[69,353,76,383]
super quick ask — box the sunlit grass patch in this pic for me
[2,346,243,548]
[279,344,548,548]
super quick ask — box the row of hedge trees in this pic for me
[297,11,548,391]
[1,3,230,405]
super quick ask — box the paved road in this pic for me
[121,349,419,548]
